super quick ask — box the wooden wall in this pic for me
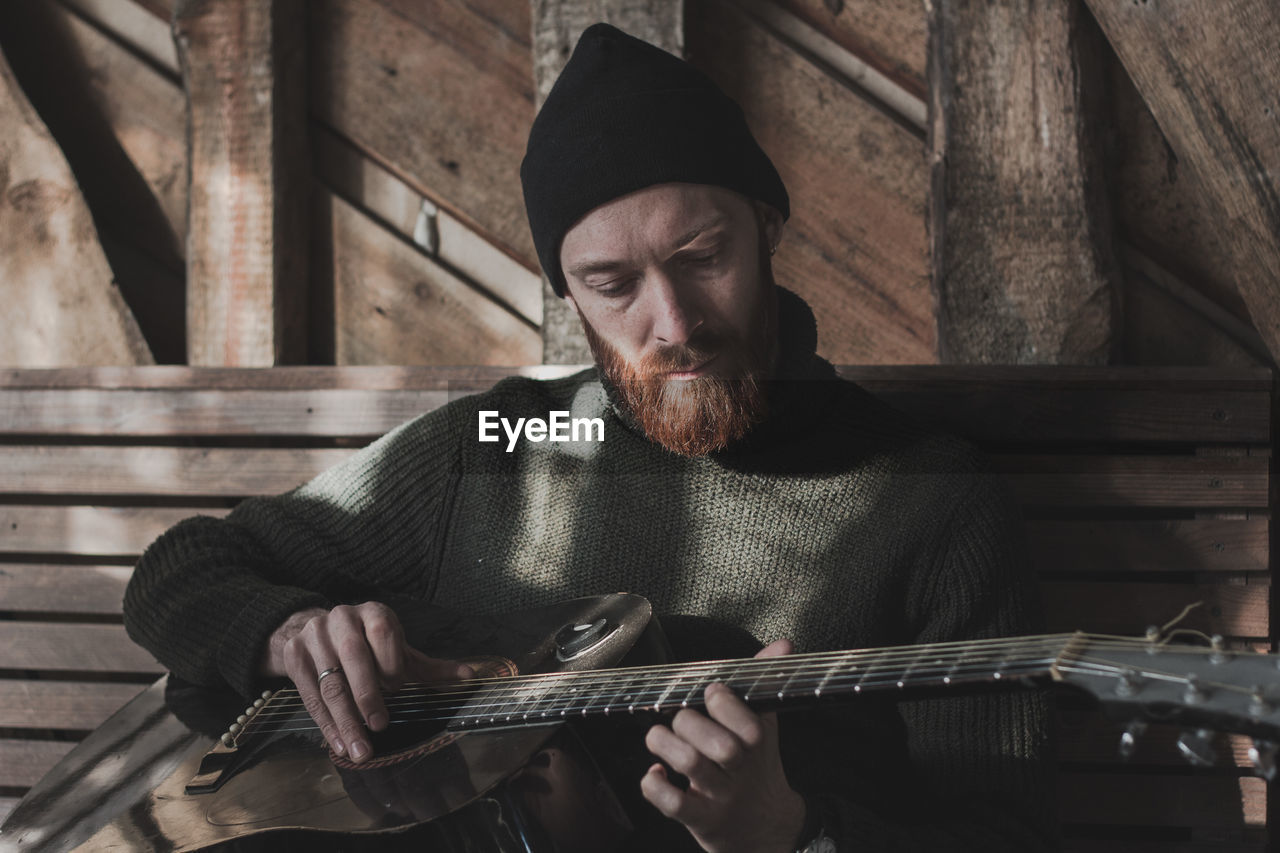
[0,0,1269,368]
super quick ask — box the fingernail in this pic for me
[368,712,387,731]
[332,738,346,756]
[351,740,369,762]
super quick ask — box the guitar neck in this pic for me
[448,634,1077,730]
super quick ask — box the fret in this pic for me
[574,677,611,718]
[854,648,891,694]
[649,674,683,713]
[896,646,930,690]
[679,670,709,709]
[813,656,843,698]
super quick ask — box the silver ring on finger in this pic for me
[317,665,344,684]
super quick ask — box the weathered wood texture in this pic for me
[0,46,153,367]
[927,0,1120,364]
[1084,0,1280,367]
[690,0,935,364]
[532,0,684,364]
[175,0,309,366]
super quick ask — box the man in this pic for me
[125,23,1053,852]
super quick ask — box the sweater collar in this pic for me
[596,287,837,452]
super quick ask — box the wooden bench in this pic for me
[0,365,1273,850]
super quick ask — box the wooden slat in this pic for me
[0,740,76,789]
[0,623,162,674]
[5,448,1268,506]
[997,456,1269,509]
[0,564,130,615]
[1042,581,1269,638]
[0,365,1268,391]
[1063,840,1266,853]
[689,0,935,365]
[0,383,1268,442]
[768,0,926,100]
[0,446,354,497]
[867,388,1271,444]
[0,681,143,730]
[1028,519,1269,575]
[311,0,537,267]
[0,506,221,557]
[0,797,19,826]
[1060,772,1266,828]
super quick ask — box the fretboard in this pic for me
[442,633,1076,731]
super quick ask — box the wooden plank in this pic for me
[1028,519,1269,575]
[0,45,152,367]
[0,365,1267,391]
[869,387,1271,444]
[328,190,540,366]
[0,506,222,557]
[311,0,536,268]
[175,0,309,366]
[0,680,144,730]
[927,0,1118,364]
[1063,840,1265,853]
[0,564,130,615]
[0,446,354,498]
[0,623,162,674]
[0,740,77,789]
[996,456,1269,509]
[0,384,1266,443]
[689,0,935,366]
[312,127,541,325]
[1042,580,1268,638]
[3,449,1269,505]
[0,797,19,825]
[1083,0,1280,365]
[1060,772,1266,828]
[58,0,181,75]
[767,0,926,100]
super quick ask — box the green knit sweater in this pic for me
[124,293,1054,850]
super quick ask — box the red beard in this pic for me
[579,287,777,457]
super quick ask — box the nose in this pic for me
[646,271,702,346]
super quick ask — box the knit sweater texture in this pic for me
[124,291,1054,851]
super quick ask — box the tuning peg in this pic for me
[1176,729,1218,767]
[1183,674,1207,705]
[1119,720,1148,761]
[1250,740,1278,781]
[1115,668,1142,698]
[1209,634,1230,665]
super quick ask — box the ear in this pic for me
[754,201,784,254]
[561,286,577,311]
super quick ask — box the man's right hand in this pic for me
[259,602,473,763]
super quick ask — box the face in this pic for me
[560,183,783,455]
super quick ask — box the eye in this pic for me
[591,276,637,296]
[682,251,719,267]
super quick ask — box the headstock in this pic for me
[1053,632,1280,778]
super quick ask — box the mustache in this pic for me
[638,331,725,376]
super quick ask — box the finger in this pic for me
[671,702,749,773]
[284,636,345,756]
[755,637,794,659]
[640,763,707,826]
[406,647,475,683]
[645,722,728,792]
[357,602,407,692]
[328,606,389,736]
[703,682,768,750]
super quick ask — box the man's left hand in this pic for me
[642,638,807,853]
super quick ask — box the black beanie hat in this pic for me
[520,23,790,297]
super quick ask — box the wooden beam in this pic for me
[0,46,153,366]
[1082,0,1280,367]
[927,0,1121,364]
[531,1,684,364]
[174,0,308,365]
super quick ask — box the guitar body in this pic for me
[1,594,684,853]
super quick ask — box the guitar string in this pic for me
[242,655,1266,739]
[245,657,1069,735]
[244,637,1078,722]
[245,634,1245,723]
